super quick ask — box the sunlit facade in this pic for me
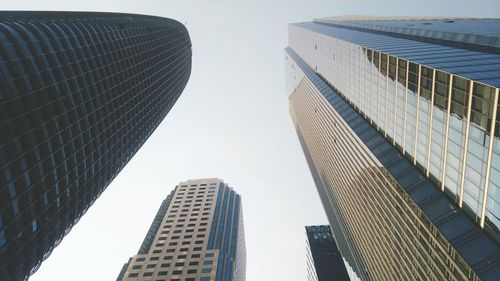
[117,179,246,281]
[0,12,191,281]
[287,17,500,281]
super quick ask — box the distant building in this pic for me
[306,225,350,281]
[0,12,191,281]
[287,17,500,281]
[117,179,246,281]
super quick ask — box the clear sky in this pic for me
[3,0,500,280]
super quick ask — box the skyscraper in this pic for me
[305,225,350,281]
[117,178,246,281]
[0,12,191,281]
[286,17,500,281]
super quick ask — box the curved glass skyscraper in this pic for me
[287,17,500,281]
[0,12,191,281]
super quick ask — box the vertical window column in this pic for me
[458,81,475,208]
[425,69,436,177]
[413,64,422,165]
[374,52,381,130]
[440,75,454,191]
[381,53,389,137]
[402,61,409,155]
[444,77,470,200]
[481,87,499,228]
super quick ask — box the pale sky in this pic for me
[2,0,499,280]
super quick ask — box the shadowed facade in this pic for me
[0,11,191,281]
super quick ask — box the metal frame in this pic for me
[480,88,500,227]
[413,65,422,165]
[458,81,475,208]
[426,69,436,177]
[440,75,454,191]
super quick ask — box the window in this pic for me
[143,272,153,277]
[136,257,145,262]
[178,255,187,259]
[201,277,211,281]
[160,263,170,267]
[132,265,141,270]
[175,262,184,266]
[128,273,139,278]
[173,270,182,275]
[202,268,212,273]
[186,278,195,281]
[192,254,201,258]
[158,271,168,276]
[189,261,199,266]
[146,264,156,268]
[205,253,214,257]
[203,260,213,265]
[187,269,197,274]
[150,257,159,261]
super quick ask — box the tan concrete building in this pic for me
[117,179,245,281]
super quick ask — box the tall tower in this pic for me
[117,179,246,281]
[286,17,500,281]
[0,12,192,281]
[305,225,350,281]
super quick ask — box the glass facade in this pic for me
[286,17,500,281]
[117,179,245,281]
[0,12,192,281]
[305,225,350,281]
